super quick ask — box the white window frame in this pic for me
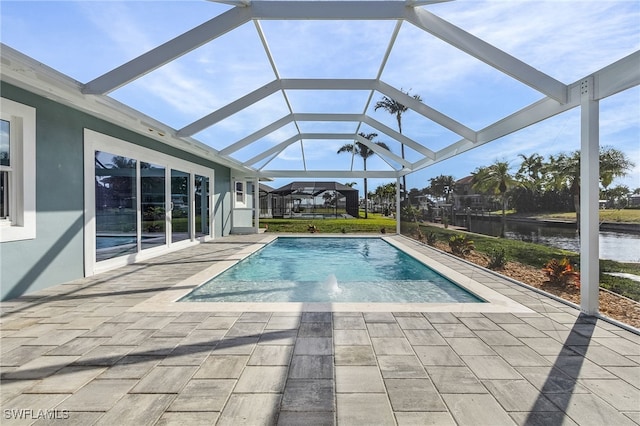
[0,98,36,242]
[234,180,246,207]
[84,129,214,275]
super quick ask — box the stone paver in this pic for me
[60,379,138,411]
[216,394,280,426]
[441,393,516,426]
[337,393,395,425]
[1,234,638,425]
[385,378,446,411]
[281,379,334,412]
[289,355,333,378]
[335,366,385,393]
[168,379,235,411]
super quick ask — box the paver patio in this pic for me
[1,234,638,425]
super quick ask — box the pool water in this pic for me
[182,237,483,303]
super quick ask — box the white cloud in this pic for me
[433,0,640,82]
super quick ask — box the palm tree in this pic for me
[547,146,634,230]
[428,174,456,203]
[374,182,397,216]
[472,161,516,237]
[337,132,390,218]
[374,90,422,205]
[516,153,544,189]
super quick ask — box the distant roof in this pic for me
[456,175,474,185]
[271,181,357,196]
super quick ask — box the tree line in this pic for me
[337,89,636,232]
[391,147,635,236]
[418,147,635,210]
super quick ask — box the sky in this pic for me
[1,0,639,195]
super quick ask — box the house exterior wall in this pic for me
[0,83,232,301]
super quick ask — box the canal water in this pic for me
[464,218,640,263]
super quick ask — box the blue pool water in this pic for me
[182,237,483,303]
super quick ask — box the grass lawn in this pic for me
[411,223,640,302]
[260,213,396,234]
[530,209,640,223]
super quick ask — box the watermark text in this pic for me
[4,409,70,420]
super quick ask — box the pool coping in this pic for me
[129,234,533,314]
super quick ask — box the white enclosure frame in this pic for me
[2,1,639,315]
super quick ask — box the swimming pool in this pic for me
[181,237,483,303]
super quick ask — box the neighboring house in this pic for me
[451,175,496,210]
[628,194,640,208]
[268,182,359,219]
[259,183,275,218]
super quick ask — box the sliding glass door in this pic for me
[171,169,190,244]
[141,162,166,250]
[195,175,210,237]
[85,129,214,274]
[94,151,137,262]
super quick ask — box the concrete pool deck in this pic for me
[1,233,639,425]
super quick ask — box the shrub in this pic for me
[543,258,580,287]
[449,234,474,257]
[487,248,507,270]
[426,232,438,246]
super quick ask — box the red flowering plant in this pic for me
[542,258,580,288]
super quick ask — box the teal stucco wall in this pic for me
[0,83,231,301]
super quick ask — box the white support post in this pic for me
[579,76,599,315]
[254,178,260,233]
[396,177,401,235]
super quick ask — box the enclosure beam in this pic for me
[254,178,260,233]
[396,177,401,235]
[178,80,280,137]
[259,170,399,178]
[249,1,408,20]
[579,76,599,316]
[406,7,568,103]
[83,7,252,94]
[219,115,292,156]
[378,81,477,142]
[355,133,410,169]
[363,116,435,159]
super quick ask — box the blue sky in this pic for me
[1,0,639,193]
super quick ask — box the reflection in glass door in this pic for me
[195,175,210,237]
[141,162,166,250]
[171,169,190,243]
[94,151,137,261]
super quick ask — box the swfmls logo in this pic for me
[3,409,70,420]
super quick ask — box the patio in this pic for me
[1,233,638,425]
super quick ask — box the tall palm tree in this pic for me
[337,132,390,218]
[374,90,422,205]
[472,161,516,237]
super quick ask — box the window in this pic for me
[1,120,10,219]
[0,98,36,242]
[235,181,245,206]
